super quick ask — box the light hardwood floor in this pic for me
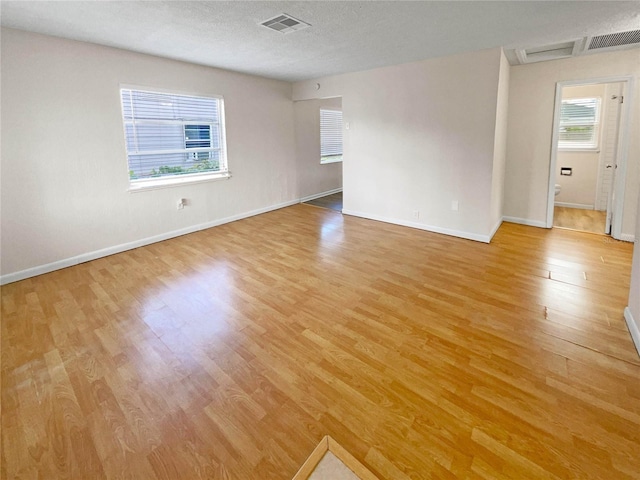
[554,206,607,235]
[303,192,343,212]
[2,205,638,479]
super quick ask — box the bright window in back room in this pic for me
[320,108,343,164]
[558,97,601,150]
[120,88,228,189]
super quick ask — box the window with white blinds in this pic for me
[558,97,601,150]
[120,88,228,185]
[320,109,343,163]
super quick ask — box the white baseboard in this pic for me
[502,216,547,229]
[624,307,640,358]
[341,209,491,243]
[0,198,300,285]
[619,234,636,243]
[300,187,343,203]
[554,202,594,210]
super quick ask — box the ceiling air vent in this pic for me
[515,40,579,64]
[260,14,310,34]
[588,30,640,50]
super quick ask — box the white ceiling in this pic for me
[1,1,639,82]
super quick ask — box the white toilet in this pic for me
[554,184,561,196]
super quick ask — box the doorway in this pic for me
[547,77,632,238]
[294,96,344,211]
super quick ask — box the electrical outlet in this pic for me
[413,210,420,219]
[177,198,187,210]
[451,200,459,211]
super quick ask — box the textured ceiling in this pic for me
[1,1,639,82]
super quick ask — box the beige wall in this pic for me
[555,84,605,209]
[504,49,639,237]
[294,97,343,199]
[1,28,297,279]
[556,152,600,207]
[294,48,505,242]
[490,50,510,231]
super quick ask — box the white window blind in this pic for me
[558,97,601,149]
[320,109,343,162]
[120,89,227,183]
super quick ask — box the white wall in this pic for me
[504,49,639,236]
[626,193,640,354]
[293,48,506,242]
[555,84,605,209]
[490,50,510,232]
[294,97,343,199]
[1,28,297,280]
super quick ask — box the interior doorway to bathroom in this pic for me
[548,78,630,236]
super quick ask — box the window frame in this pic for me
[557,97,602,151]
[320,108,343,164]
[120,86,230,192]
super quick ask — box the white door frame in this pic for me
[547,75,635,239]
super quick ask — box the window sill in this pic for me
[320,159,343,165]
[558,148,600,153]
[128,172,231,193]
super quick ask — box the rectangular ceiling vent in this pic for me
[261,14,310,34]
[588,30,640,50]
[515,41,578,64]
